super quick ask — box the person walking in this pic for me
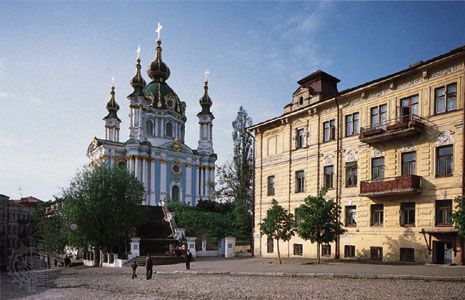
[131,259,138,279]
[146,254,153,280]
[185,249,193,270]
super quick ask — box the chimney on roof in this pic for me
[297,70,340,100]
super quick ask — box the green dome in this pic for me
[143,81,184,115]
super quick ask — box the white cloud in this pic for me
[28,95,42,104]
[0,91,9,99]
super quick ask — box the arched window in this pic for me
[171,185,180,202]
[118,161,126,169]
[299,96,304,105]
[146,120,154,136]
[166,122,173,137]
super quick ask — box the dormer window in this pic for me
[166,122,173,138]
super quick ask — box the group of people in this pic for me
[131,249,193,280]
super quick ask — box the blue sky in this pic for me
[1,1,464,200]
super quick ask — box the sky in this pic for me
[1,1,465,201]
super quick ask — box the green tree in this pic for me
[452,195,465,237]
[295,189,345,264]
[216,106,253,243]
[34,199,68,255]
[61,164,145,261]
[259,199,295,264]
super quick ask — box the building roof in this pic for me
[249,45,465,131]
[9,196,42,208]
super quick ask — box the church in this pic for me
[87,24,217,207]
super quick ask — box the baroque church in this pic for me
[87,25,217,206]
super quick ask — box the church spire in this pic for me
[130,46,146,97]
[197,70,215,155]
[104,79,121,142]
[198,69,213,116]
[105,79,120,120]
[147,22,170,82]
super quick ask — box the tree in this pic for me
[259,199,295,264]
[34,199,68,255]
[216,106,254,243]
[452,195,465,237]
[60,164,146,261]
[295,189,345,264]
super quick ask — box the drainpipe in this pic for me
[247,130,256,257]
[448,55,465,264]
[288,118,292,258]
[335,95,341,260]
[317,110,321,192]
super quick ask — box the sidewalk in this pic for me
[151,257,465,282]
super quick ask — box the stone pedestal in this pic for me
[224,236,236,258]
[186,237,197,257]
[129,237,141,260]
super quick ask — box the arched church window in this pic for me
[299,96,304,105]
[171,185,180,202]
[146,120,154,136]
[118,161,126,169]
[166,122,173,138]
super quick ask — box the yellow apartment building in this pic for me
[250,46,465,264]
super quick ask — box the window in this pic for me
[370,104,387,127]
[323,120,336,142]
[295,170,305,193]
[345,162,357,187]
[371,204,384,226]
[400,202,415,226]
[435,83,457,114]
[146,120,154,135]
[267,237,274,253]
[371,157,385,180]
[345,112,359,137]
[293,244,303,256]
[296,128,305,149]
[401,152,416,176]
[370,247,383,261]
[267,176,275,196]
[344,245,355,258]
[324,166,334,189]
[400,248,415,262]
[322,244,331,256]
[165,122,173,137]
[299,96,304,105]
[171,185,180,202]
[345,206,357,227]
[436,145,453,177]
[435,200,452,226]
[400,95,419,117]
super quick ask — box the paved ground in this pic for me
[2,257,465,299]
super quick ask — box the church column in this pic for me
[199,166,204,199]
[142,157,149,204]
[150,157,156,205]
[185,161,192,205]
[160,159,167,203]
[128,156,134,174]
[194,165,199,203]
[134,156,141,181]
[209,166,215,198]
[204,166,210,199]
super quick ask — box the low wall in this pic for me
[197,250,219,257]
[236,245,251,253]
[83,259,95,267]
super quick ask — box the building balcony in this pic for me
[360,175,422,197]
[359,115,425,144]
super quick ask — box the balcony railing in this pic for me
[360,175,422,197]
[359,114,425,144]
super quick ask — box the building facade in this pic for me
[87,29,217,206]
[0,195,42,270]
[250,46,465,264]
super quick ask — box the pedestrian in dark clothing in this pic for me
[185,249,192,270]
[131,260,138,279]
[146,254,153,280]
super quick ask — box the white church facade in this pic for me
[87,25,217,206]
